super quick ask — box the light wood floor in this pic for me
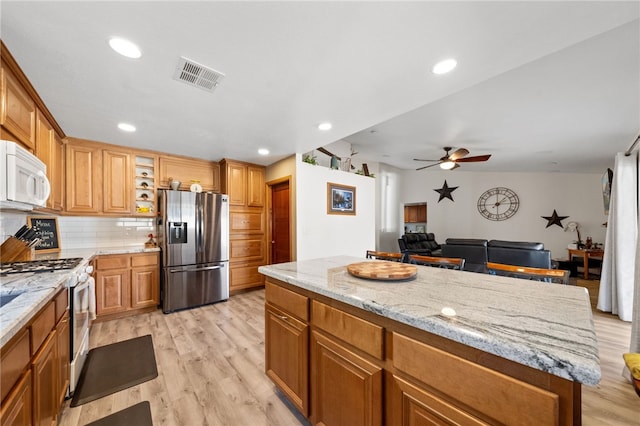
[59,283,638,426]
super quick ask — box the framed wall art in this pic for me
[327,182,356,215]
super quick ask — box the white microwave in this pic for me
[0,140,50,211]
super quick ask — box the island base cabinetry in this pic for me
[263,277,581,426]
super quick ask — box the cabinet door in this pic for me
[66,143,101,213]
[158,156,219,191]
[265,304,309,416]
[95,269,131,316]
[247,166,265,207]
[229,261,264,292]
[408,206,418,223]
[416,204,427,223]
[32,332,57,426]
[226,162,246,206]
[51,134,64,211]
[0,370,32,426]
[35,111,64,211]
[131,266,159,310]
[387,374,489,426]
[55,315,69,407]
[103,149,132,214]
[0,66,35,150]
[311,330,383,426]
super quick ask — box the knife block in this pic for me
[0,237,34,263]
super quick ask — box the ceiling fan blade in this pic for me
[455,154,492,163]
[448,148,469,161]
[413,158,441,162]
[416,162,442,171]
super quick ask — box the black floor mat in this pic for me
[71,335,158,407]
[86,401,153,426]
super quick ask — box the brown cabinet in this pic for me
[265,282,309,416]
[158,155,219,192]
[220,159,267,292]
[65,140,102,213]
[0,64,35,150]
[94,253,159,321]
[103,149,132,214]
[35,111,65,211]
[54,313,69,409]
[404,204,427,223]
[31,332,57,426]
[0,368,32,426]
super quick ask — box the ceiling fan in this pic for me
[414,147,491,170]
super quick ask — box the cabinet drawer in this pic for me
[392,333,559,426]
[230,238,264,261]
[96,255,130,270]
[229,262,264,290]
[311,301,383,360]
[0,329,30,402]
[230,212,263,233]
[30,302,55,356]
[54,289,68,323]
[265,280,309,321]
[131,253,158,267]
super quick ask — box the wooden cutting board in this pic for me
[347,261,417,281]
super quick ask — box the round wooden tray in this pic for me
[347,261,417,281]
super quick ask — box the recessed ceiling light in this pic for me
[109,37,142,59]
[318,122,332,131]
[258,148,270,155]
[117,123,136,132]
[432,58,457,75]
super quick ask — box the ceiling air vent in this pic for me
[173,57,225,92]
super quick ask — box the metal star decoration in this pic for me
[434,180,458,202]
[541,209,569,228]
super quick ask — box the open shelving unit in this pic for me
[134,155,156,216]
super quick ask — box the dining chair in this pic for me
[365,250,403,262]
[486,262,570,284]
[408,254,465,270]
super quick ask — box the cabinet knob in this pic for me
[276,314,288,321]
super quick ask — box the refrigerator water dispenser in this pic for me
[169,222,188,244]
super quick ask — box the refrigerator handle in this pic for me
[169,265,222,273]
[195,193,203,257]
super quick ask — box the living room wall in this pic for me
[395,169,609,259]
[295,155,376,260]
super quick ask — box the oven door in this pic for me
[71,278,90,359]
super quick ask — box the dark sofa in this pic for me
[398,233,442,258]
[440,238,551,273]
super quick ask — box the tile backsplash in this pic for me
[1,211,156,249]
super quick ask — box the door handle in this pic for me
[169,265,222,273]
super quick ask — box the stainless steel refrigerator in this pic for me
[158,190,229,313]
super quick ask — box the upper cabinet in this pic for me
[35,111,64,211]
[1,64,36,149]
[65,139,102,214]
[159,156,220,193]
[103,148,132,214]
[221,159,265,207]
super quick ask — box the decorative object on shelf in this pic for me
[26,216,60,253]
[302,152,318,165]
[145,234,157,248]
[141,171,148,177]
[140,193,149,200]
[433,180,458,202]
[327,182,356,215]
[140,181,149,188]
[542,209,569,228]
[136,205,151,213]
[169,177,180,190]
[564,221,583,247]
[477,187,519,221]
[330,155,339,170]
[190,180,202,193]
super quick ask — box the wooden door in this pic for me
[95,269,131,316]
[66,143,101,213]
[103,149,132,214]
[270,180,290,264]
[131,266,159,309]
[265,304,309,416]
[0,370,32,426]
[311,330,383,426]
[32,332,57,426]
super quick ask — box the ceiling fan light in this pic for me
[440,161,456,170]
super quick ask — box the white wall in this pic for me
[296,157,376,260]
[398,169,608,258]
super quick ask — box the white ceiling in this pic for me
[1,1,638,172]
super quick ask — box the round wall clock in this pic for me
[477,187,520,221]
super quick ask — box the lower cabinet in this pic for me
[0,369,31,426]
[263,277,578,426]
[54,313,69,408]
[32,333,57,426]
[95,252,159,321]
[311,331,383,426]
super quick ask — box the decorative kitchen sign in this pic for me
[27,216,61,252]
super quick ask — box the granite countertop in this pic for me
[0,245,161,347]
[258,255,601,386]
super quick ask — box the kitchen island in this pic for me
[259,256,600,426]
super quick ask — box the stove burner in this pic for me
[0,258,84,275]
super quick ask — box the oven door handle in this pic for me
[169,265,222,273]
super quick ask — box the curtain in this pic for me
[598,151,638,322]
